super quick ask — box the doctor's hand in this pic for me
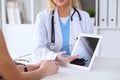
[55,51,79,63]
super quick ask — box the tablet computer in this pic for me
[68,33,102,70]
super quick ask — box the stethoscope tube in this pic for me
[51,10,55,44]
[73,7,82,21]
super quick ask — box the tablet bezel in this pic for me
[68,33,102,70]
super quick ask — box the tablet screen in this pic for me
[70,34,101,68]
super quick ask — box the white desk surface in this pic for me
[42,57,120,80]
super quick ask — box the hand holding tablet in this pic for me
[68,33,102,70]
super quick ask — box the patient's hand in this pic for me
[38,60,59,77]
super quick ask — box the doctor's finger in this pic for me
[65,55,79,62]
[57,51,66,55]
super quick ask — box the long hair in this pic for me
[47,0,80,11]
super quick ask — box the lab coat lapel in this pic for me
[69,8,83,53]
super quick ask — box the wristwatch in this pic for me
[23,65,28,72]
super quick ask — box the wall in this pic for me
[33,0,47,23]
[98,29,120,57]
[80,0,95,10]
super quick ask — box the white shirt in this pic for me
[60,17,69,24]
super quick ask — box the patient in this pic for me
[0,29,58,80]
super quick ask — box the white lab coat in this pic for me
[33,8,95,62]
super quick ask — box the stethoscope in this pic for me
[50,7,82,50]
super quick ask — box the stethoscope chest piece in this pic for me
[50,43,55,50]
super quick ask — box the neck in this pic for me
[57,6,70,18]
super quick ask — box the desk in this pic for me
[42,57,120,80]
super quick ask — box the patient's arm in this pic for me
[0,29,23,80]
[0,29,58,80]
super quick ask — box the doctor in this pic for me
[33,0,95,63]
